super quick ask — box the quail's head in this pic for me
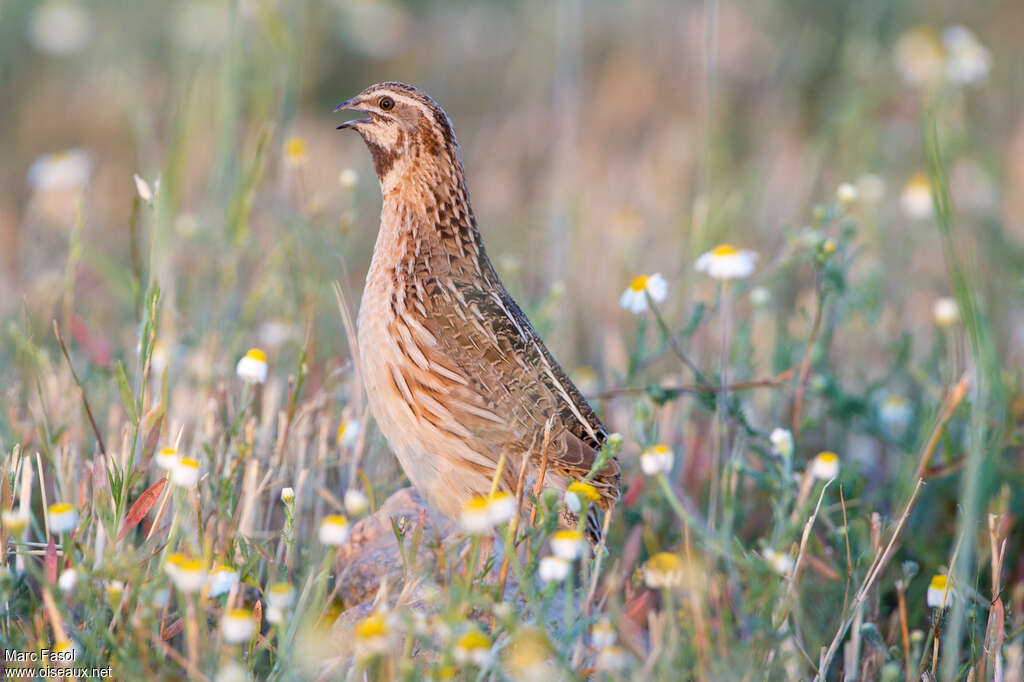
[335,82,457,182]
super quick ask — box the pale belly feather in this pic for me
[356,275,494,520]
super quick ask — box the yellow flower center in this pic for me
[567,481,600,503]
[355,614,387,639]
[463,495,490,513]
[487,491,512,505]
[244,348,266,363]
[178,457,199,469]
[652,445,669,454]
[285,137,307,160]
[815,452,839,464]
[268,582,293,596]
[552,529,584,543]
[49,503,74,515]
[710,244,739,256]
[457,629,491,650]
[905,173,931,192]
[321,514,348,527]
[646,551,683,573]
[929,574,949,591]
[226,608,252,621]
[629,275,649,292]
[178,558,204,572]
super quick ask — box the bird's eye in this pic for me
[378,96,395,111]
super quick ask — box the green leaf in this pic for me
[116,360,138,426]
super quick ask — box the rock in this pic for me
[334,486,454,608]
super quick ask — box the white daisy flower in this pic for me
[155,447,179,471]
[900,174,933,219]
[879,395,913,435]
[318,515,350,546]
[458,493,515,533]
[933,297,960,327]
[486,492,516,526]
[208,567,239,598]
[550,530,587,560]
[28,2,92,56]
[459,496,492,534]
[339,168,359,189]
[894,27,945,86]
[280,487,295,505]
[943,25,991,85]
[336,420,360,448]
[48,503,77,534]
[595,645,628,672]
[836,182,858,205]
[927,574,954,608]
[750,286,771,308]
[27,149,91,191]
[165,554,207,593]
[2,510,29,536]
[58,568,78,592]
[353,614,392,660]
[171,457,201,488]
[236,348,268,384]
[695,244,758,280]
[640,444,673,476]
[344,488,369,516]
[283,137,308,167]
[643,552,685,589]
[221,608,255,644]
[453,628,492,666]
[591,618,616,648]
[564,480,599,514]
[538,555,571,583]
[762,548,795,577]
[619,273,668,314]
[769,428,794,459]
[265,582,294,610]
[105,580,125,605]
[808,452,840,481]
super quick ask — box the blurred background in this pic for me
[3,2,1024,673]
[1,0,1022,486]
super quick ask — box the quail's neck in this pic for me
[372,154,487,277]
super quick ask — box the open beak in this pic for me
[334,98,370,130]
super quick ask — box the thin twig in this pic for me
[497,453,531,597]
[647,297,706,381]
[592,369,794,400]
[815,479,924,680]
[53,320,107,455]
[913,374,969,481]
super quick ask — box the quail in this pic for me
[335,82,619,539]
